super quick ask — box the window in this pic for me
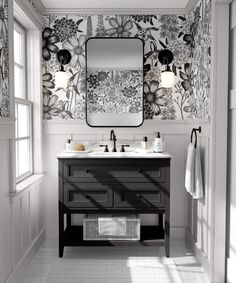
[14,21,33,182]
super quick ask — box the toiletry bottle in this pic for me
[66,139,71,151]
[153,132,163,153]
[70,134,74,151]
[141,136,148,150]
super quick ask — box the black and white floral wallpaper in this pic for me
[87,69,143,114]
[0,0,10,118]
[42,0,211,121]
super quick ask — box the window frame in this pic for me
[14,20,34,183]
[14,20,27,100]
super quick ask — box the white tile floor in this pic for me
[15,240,208,283]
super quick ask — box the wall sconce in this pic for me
[158,49,175,88]
[55,49,72,89]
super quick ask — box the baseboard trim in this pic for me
[185,228,210,282]
[5,229,45,283]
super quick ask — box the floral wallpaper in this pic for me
[0,0,10,118]
[190,0,211,119]
[42,0,211,121]
[87,69,143,114]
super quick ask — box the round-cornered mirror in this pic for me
[86,37,144,127]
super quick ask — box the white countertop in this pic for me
[56,150,172,159]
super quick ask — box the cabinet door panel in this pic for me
[64,183,113,208]
[115,183,165,209]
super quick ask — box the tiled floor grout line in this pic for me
[15,240,208,283]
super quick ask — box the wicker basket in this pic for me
[83,214,140,241]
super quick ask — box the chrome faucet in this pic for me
[110,130,117,152]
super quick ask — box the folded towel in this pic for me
[185,143,195,194]
[185,143,204,199]
[98,217,126,236]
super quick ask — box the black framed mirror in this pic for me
[85,37,144,127]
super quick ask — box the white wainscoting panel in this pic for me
[11,179,45,273]
[0,140,12,283]
[186,132,211,277]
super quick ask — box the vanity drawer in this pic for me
[62,160,166,183]
[115,183,165,209]
[64,183,113,208]
[109,167,165,182]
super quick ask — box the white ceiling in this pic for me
[40,0,190,10]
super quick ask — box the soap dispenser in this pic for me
[153,132,163,153]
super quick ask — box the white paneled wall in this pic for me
[227,1,236,281]
[0,133,45,283]
[43,120,209,242]
[0,139,12,283]
[11,180,45,272]
[186,130,211,275]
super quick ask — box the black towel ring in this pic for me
[191,126,201,148]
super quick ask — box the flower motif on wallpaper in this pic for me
[53,17,83,42]
[45,53,60,73]
[62,34,86,68]
[132,15,158,26]
[168,41,191,68]
[159,15,179,41]
[144,80,168,116]
[95,15,106,37]
[43,94,64,119]
[0,0,9,118]
[144,67,161,82]
[134,22,159,41]
[183,4,201,50]
[42,72,55,95]
[71,100,86,120]
[0,88,9,117]
[180,63,192,92]
[87,74,101,89]
[42,27,59,61]
[144,103,154,119]
[105,16,133,37]
[0,0,7,35]
[121,86,138,98]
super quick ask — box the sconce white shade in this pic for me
[55,71,70,89]
[161,70,175,88]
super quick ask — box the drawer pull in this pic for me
[138,194,143,199]
[85,169,90,173]
[84,194,90,199]
[139,169,143,173]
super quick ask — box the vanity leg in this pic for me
[159,214,163,229]
[59,201,64,258]
[165,197,170,257]
[67,214,71,228]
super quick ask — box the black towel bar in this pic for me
[191,126,201,148]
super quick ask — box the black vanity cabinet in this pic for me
[58,157,171,257]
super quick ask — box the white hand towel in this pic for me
[192,146,203,199]
[185,143,195,194]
